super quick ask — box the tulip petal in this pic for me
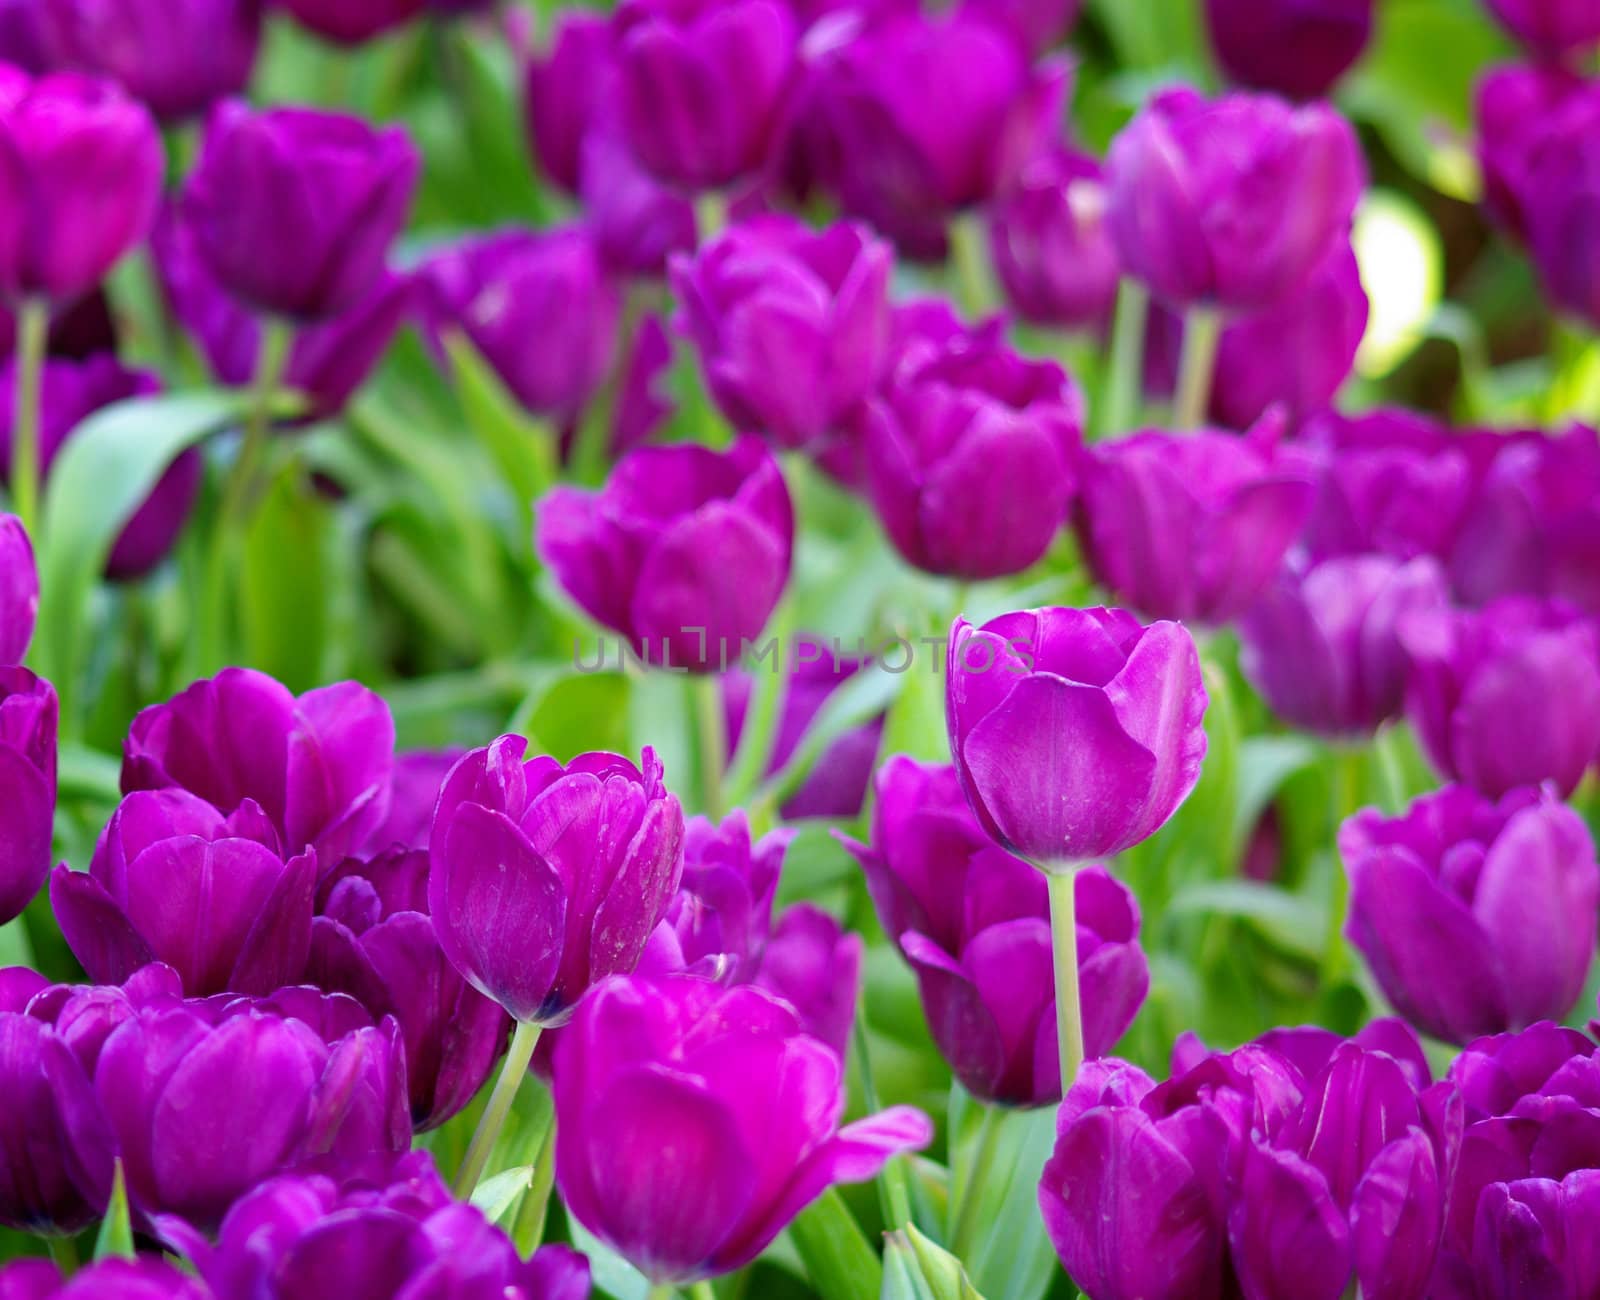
[50,865,153,987]
[1229,1143,1352,1300]
[1351,1129,1443,1300]
[902,930,1010,1102]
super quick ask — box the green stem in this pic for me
[645,1286,676,1300]
[46,1236,78,1277]
[695,191,728,241]
[693,672,727,821]
[10,298,50,537]
[950,1106,999,1257]
[1174,305,1224,431]
[570,294,642,486]
[724,598,794,808]
[948,212,996,318]
[689,1284,716,1300]
[1322,748,1367,986]
[453,1019,543,1199]
[512,1114,558,1253]
[1099,279,1149,439]
[850,1007,913,1229]
[1046,868,1084,1089]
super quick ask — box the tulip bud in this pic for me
[0,69,162,304]
[554,976,932,1284]
[1341,785,1599,1044]
[1474,64,1592,241]
[182,102,419,321]
[1076,421,1316,625]
[0,667,56,926]
[0,514,37,665]
[1522,91,1600,332]
[1203,0,1375,100]
[1485,0,1600,59]
[523,11,614,195]
[1399,596,1600,797]
[947,608,1208,866]
[1105,87,1365,311]
[537,437,794,673]
[279,0,424,45]
[578,128,698,277]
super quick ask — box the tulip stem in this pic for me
[695,192,728,241]
[692,673,727,820]
[851,1006,914,1229]
[689,1285,715,1300]
[1099,278,1148,439]
[454,1019,544,1199]
[46,1236,78,1277]
[950,1105,1000,1257]
[10,298,50,538]
[1174,305,1223,431]
[1046,868,1085,1089]
[949,213,996,318]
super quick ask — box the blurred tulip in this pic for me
[1486,0,1600,58]
[1341,785,1598,1044]
[0,667,55,926]
[0,514,36,665]
[947,607,1208,865]
[0,1,54,72]
[0,1258,211,1299]
[554,975,931,1283]
[523,11,614,194]
[122,667,396,864]
[278,0,424,44]
[1203,0,1375,99]
[958,0,1079,57]
[1475,64,1592,240]
[183,102,419,321]
[361,749,461,853]
[1522,93,1600,331]
[538,437,794,673]
[1105,87,1364,310]
[577,128,698,277]
[1076,420,1316,624]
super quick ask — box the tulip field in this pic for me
[2,0,1600,1296]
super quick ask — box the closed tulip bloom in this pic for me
[864,312,1084,579]
[420,227,621,424]
[279,0,424,45]
[538,437,794,673]
[673,217,891,452]
[122,668,396,865]
[1467,1172,1600,1299]
[523,11,614,195]
[1474,65,1592,240]
[1521,89,1600,331]
[1400,597,1600,797]
[51,790,315,997]
[430,737,685,1024]
[0,668,55,926]
[1341,785,1599,1044]
[42,0,261,122]
[0,1011,102,1234]
[1105,88,1365,311]
[1076,421,1317,624]
[988,146,1121,331]
[614,0,798,191]
[554,975,932,1284]
[0,1258,211,1299]
[577,127,698,277]
[1204,0,1375,100]
[183,102,420,321]
[0,69,162,304]
[0,514,36,665]
[957,0,1079,56]
[1240,555,1450,737]
[1486,0,1600,58]
[361,749,461,853]
[845,757,1148,1105]
[947,608,1208,866]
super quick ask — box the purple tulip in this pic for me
[0,1009,101,1234]
[957,0,1079,57]
[278,0,424,45]
[1105,87,1365,310]
[1076,421,1317,624]
[1485,0,1600,58]
[947,607,1208,865]
[1475,64,1593,241]
[1468,1172,1600,1299]
[1203,0,1375,100]
[1240,555,1451,737]
[803,12,1066,259]
[554,975,932,1284]
[0,1,54,73]
[420,226,621,425]
[41,0,261,122]
[613,0,798,191]
[1341,785,1599,1044]
[845,757,1148,1105]
[0,1258,211,1299]
[863,310,1084,579]
[577,127,698,277]
[429,737,685,1024]
[121,668,396,864]
[0,69,162,304]
[1523,104,1600,332]
[523,11,614,195]
[51,789,315,997]
[0,668,55,926]
[361,749,461,853]
[0,356,200,579]
[673,217,891,452]
[751,904,861,1059]
[182,102,419,321]
[0,514,36,665]
[1399,596,1600,797]
[309,847,509,1130]
[153,204,413,422]
[988,145,1121,332]
[538,437,794,673]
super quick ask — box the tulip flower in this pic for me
[1522,100,1600,333]
[863,308,1084,579]
[309,847,510,1130]
[0,1258,211,1299]
[538,437,794,673]
[523,11,615,195]
[361,749,462,853]
[0,514,36,665]
[0,667,56,926]
[1474,64,1593,241]
[673,217,892,453]
[278,0,424,45]
[577,127,698,277]
[182,102,420,322]
[41,0,261,122]
[1203,0,1375,100]
[554,975,932,1284]
[1485,0,1600,59]
[845,757,1148,1105]
[987,145,1121,331]
[1340,785,1599,1044]
[0,1,52,72]
[1076,420,1316,624]
[1399,596,1600,797]
[1105,87,1365,312]
[1468,1172,1600,1298]
[958,0,1079,57]
[613,0,798,191]
[1240,555,1451,737]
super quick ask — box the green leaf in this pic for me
[905,1226,987,1300]
[566,1220,651,1300]
[34,391,245,722]
[762,665,903,807]
[93,1161,134,1261]
[469,1165,533,1226]
[1167,880,1329,965]
[0,917,32,968]
[789,1187,883,1300]
[240,464,335,693]
[949,1108,1059,1300]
